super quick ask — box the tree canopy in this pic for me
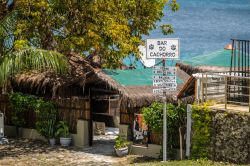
[0,1,68,89]
[5,0,179,68]
[0,0,179,68]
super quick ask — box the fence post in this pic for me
[224,76,227,109]
[201,73,204,103]
[205,74,208,101]
[186,104,192,159]
[196,78,201,104]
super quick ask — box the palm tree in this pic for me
[0,10,68,91]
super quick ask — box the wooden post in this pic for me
[224,76,227,109]
[108,96,111,115]
[205,74,208,101]
[179,127,183,160]
[186,104,192,159]
[201,73,204,103]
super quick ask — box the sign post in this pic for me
[147,38,179,162]
[162,59,167,161]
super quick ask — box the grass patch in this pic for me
[129,158,247,166]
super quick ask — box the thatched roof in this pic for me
[12,52,95,96]
[176,49,233,75]
[176,62,229,76]
[94,67,190,107]
[12,52,191,107]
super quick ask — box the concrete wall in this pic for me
[130,144,161,158]
[4,120,89,148]
[5,125,47,141]
[119,124,130,140]
[71,120,89,147]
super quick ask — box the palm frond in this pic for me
[0,10,17,39]
[0,48,68,86]
[0,11,17,57]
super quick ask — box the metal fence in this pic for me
[197,39,250,112]
[230,39,250,77]
[199,72,250,112]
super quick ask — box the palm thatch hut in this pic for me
[9,52,191,143]
[91,67,191,125]
[12,52,191,108]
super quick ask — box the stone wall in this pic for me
[207,110,250,164]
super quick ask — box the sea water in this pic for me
[124,0,250,67]
[153,0,250,60]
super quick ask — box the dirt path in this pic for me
[0,129,135,166]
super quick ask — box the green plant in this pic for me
[142,102,186,159]
[114,136,129,149]
[142,102,185,132]
[35,100,57,138]
[56,121,70,138]
[47,119,56,138]
[9,92,37,135]
[191,102,212,159]
[142,102,164,132]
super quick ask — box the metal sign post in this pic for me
[147,38,179,162]
[162,59,167,161]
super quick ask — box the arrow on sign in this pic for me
[153,88,177,93]
[153,79,176,84]
[153,70,176,75]
[153,82,177,87]
[153,75,176,80]
[153,66,176,70]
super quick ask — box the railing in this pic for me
[198,72,250,112]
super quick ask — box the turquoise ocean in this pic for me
[124,0,250,68]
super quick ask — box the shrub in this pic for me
[191,102,212,159]
[9,92,37,135]
[141,102,186,149]
[35,100,57,138]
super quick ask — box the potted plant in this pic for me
[47,119,56,146]
[114,136,129,157]
[56,121,71,146]
[35,100,57,146]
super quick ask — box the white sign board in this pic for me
[146,38,180,59]
[153,69,176,75]
[153,75,176,80]
[153,66,177,70]
[153,79,176,84]
[153,88,177,93]
[153,82,177,88]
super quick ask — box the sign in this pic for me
[153,87,177,93]
[153,69,176,75]
[153,75,176,80]
[147,38,180,162]
[153,82,177,88]
[153,79,176,84]
[153,66,176,70]
[146,38,180,59]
